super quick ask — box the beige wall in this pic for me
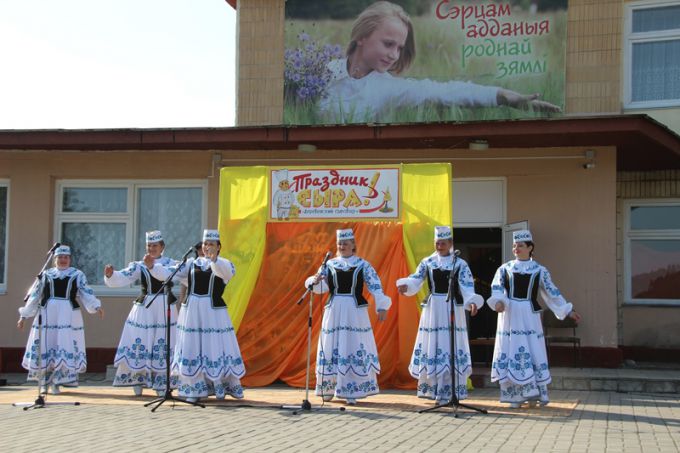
[2,146,618,349]
[0,150,220,349]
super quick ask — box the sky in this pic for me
[0,0,236,129]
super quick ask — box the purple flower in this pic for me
[284,34,343,104]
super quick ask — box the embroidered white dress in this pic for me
[486,259,573,404]
[150,257,245,399]
[105,257,177,391]
[319,58,499,123]
[19,267,101,386]
[305,255,391,400]
[397,253,483,401]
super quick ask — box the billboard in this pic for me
[284,0,567,125]
[270,166,400,221]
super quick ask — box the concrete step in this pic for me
[471,366,680,394]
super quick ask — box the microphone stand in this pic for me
[419,252,487,417]
[14,244,80,410]
[282,252,345,415]
[144,246,205,412]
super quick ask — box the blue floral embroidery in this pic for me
[317,343,380,376]
[321,325,373,334]
[125,319,177,330]
[177,325,235,334]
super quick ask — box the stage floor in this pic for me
[0,385,577,416]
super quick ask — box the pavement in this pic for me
[0,370,679,452]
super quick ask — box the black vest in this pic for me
[327,265,368,307]
[426,265,464,306]
[41,274,79,309]
[502,268,542,312]
[135,267,172,304]
[187,262,227,309]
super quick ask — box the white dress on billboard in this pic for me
[318,58,499,123]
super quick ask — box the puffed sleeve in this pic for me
[149,259,190,285]
[75,271,102,314]
[104,261,141,288]
[211,257,235,283]
[486,265,509,311]
[458,260,484,311]
[18,277,44,319]
[539,267,573,320]
[363,261,392,313]
[395,258,427,296]
[304,265,329,294]
[379,76,499,110]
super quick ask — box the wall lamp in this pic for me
[583,149,596,170]
[468,139,489,150]
[297,143,317,152]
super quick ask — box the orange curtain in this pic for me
[237,222,418,389]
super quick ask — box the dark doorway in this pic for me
[454,227,502,364]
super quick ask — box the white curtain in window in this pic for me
[632,39,680,102]
[136,188,203,261]
[62,223,126,285]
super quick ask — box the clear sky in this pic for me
[0,0,236,129]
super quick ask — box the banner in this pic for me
[284,0,567,126]
[270,166,400,221]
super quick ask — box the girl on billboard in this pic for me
[318,1,561,123]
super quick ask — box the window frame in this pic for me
[54,179,208,295]
[0,179,9,294]
[624,0,680,109]
[623,198,680,306]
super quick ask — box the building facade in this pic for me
[0,0,679,372]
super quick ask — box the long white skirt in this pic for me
[409,294,472,401]
[171,295,245,399]
[315,295,380,400]
[113,296,178,390]
[22,299,87,386]
[491,299,550,403]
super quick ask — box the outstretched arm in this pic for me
[497,89,561,112]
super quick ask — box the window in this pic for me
[0,180,8,293]
[625,1,680,108]
[623,200,680,305]
[55,180,206,292]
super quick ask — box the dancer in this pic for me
[104,230,177,396]
[487,230,581,408]
[17,245,104,394]
[397,226,482,402]
[306,228,391,405]
[146,229,244,403]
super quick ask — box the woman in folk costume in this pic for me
[306,228,391,405]
[17,245,104,395]
[104,230,177,396]
[487,230,581,408]
[397,226,482,402]
[146,229,244,403]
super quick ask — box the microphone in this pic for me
[47,242,61,255]
[321,251,332,266]
[454,249,461,257]
[193,242,202,257]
